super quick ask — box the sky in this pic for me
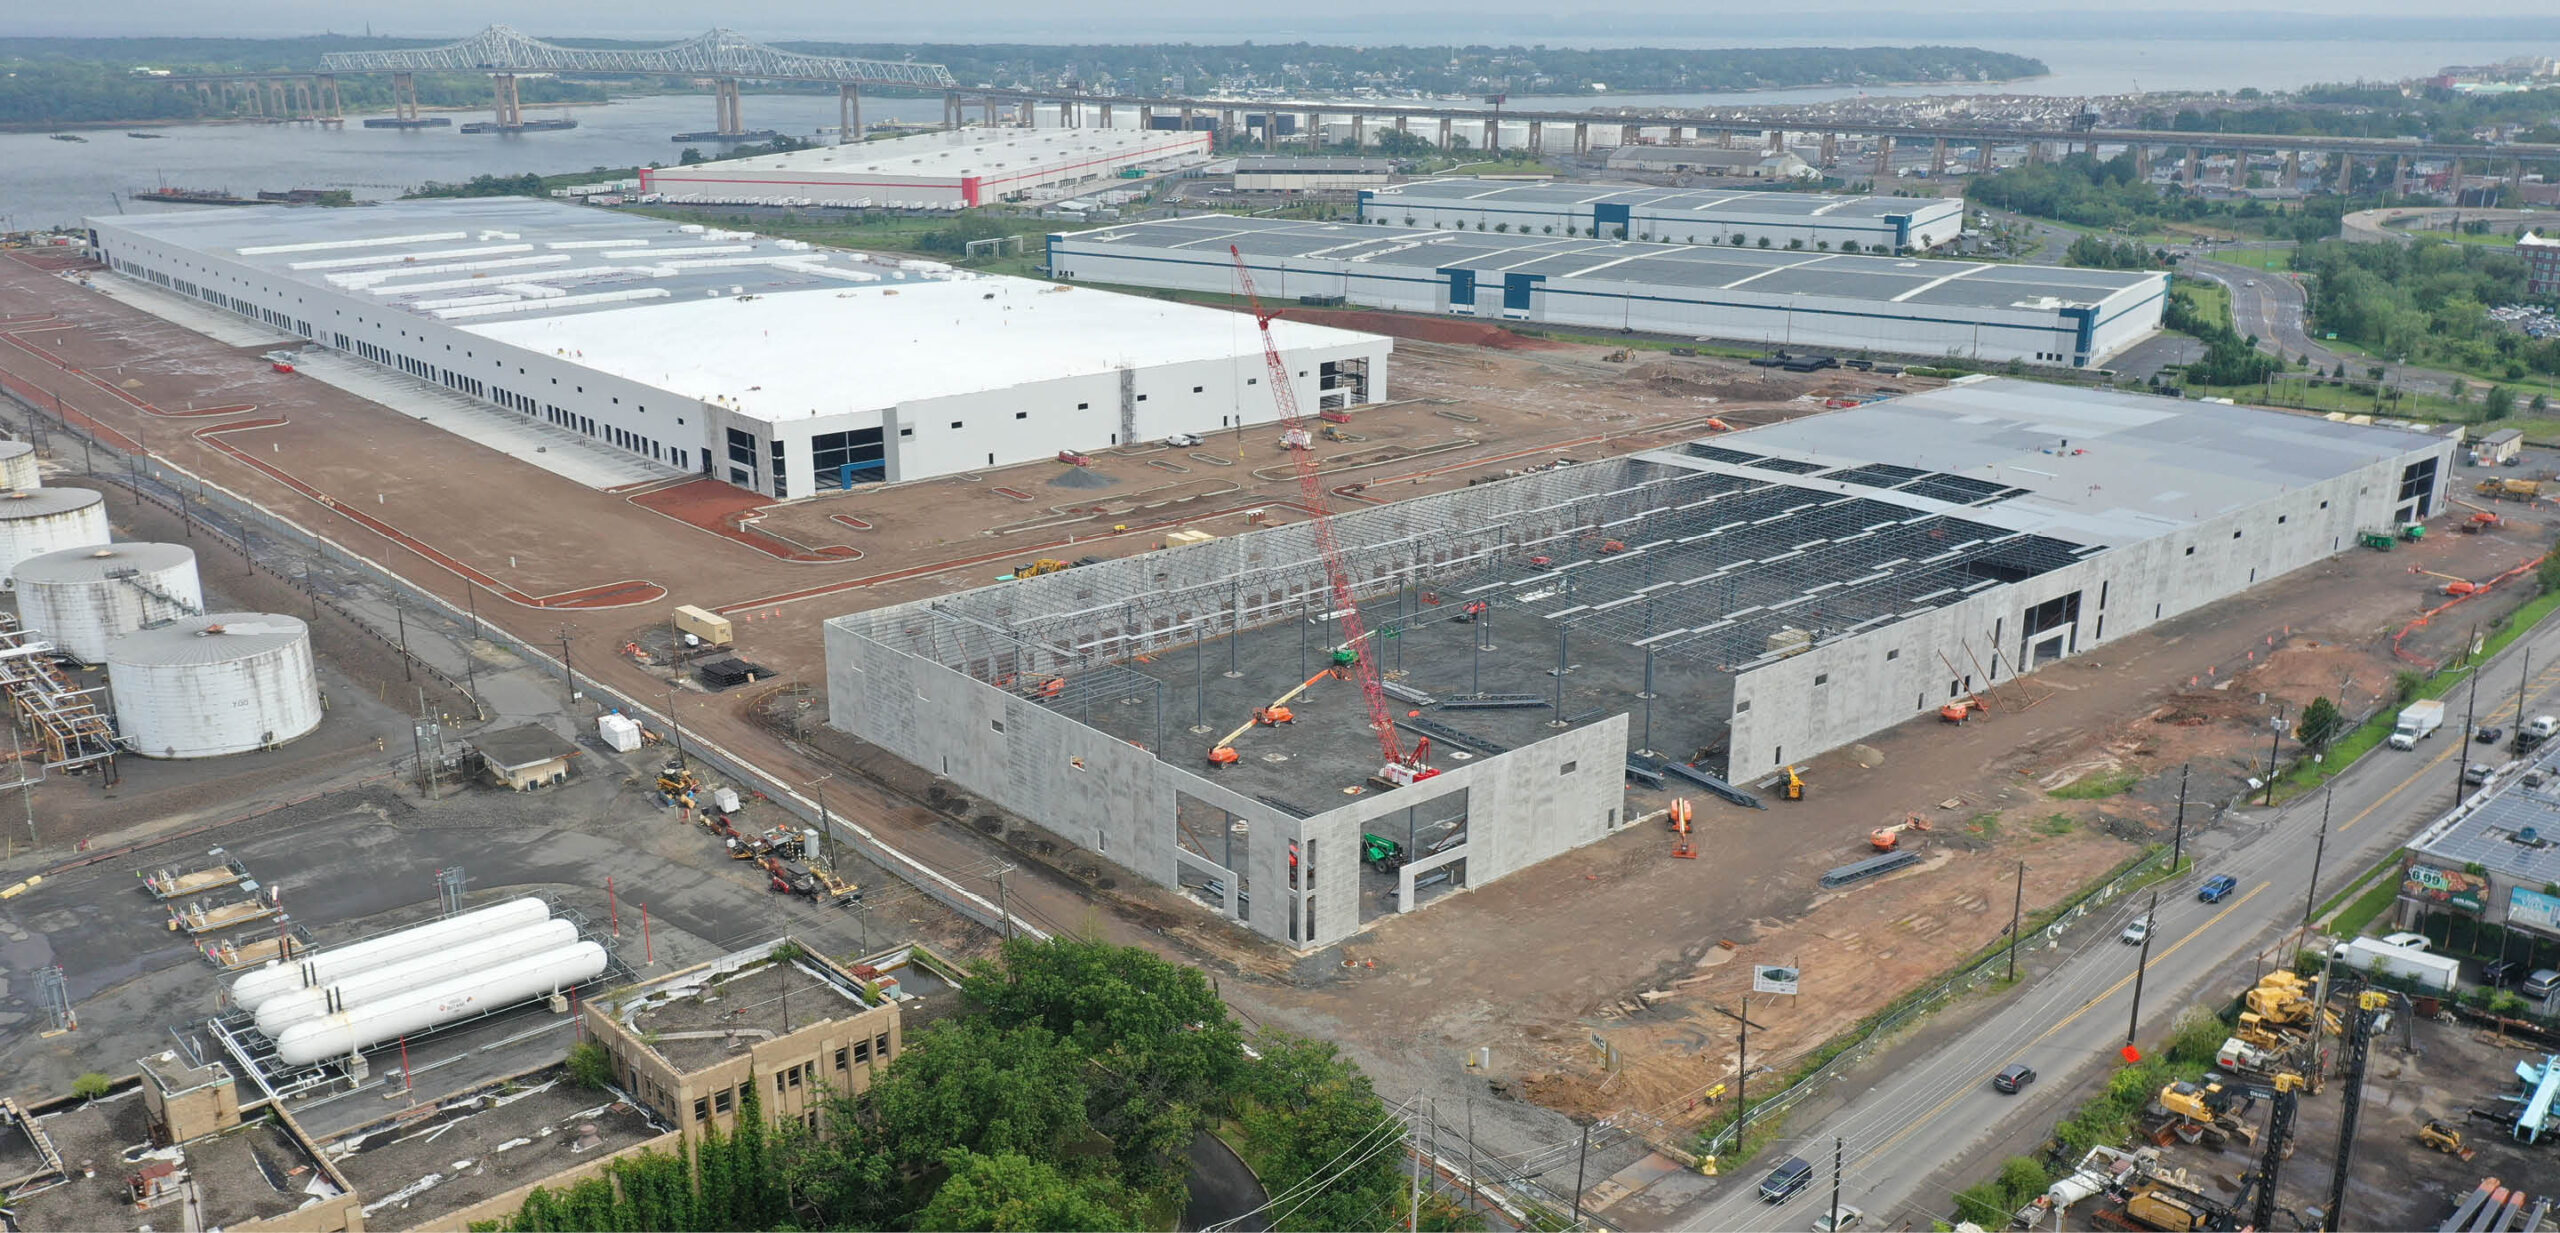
[10,3,2560,41]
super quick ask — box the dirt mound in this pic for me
[1279,307,1564,350]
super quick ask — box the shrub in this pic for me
[72,1073,113,1099]
[566,1040,615,1090]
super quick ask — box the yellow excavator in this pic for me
[2154,1078,2259,1149]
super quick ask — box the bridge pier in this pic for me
[1931,137,1948,176]
[712,77,743,136]
[1666,125,1682,144]
[491,74,523,128]
[1305,111,1319,148]
[1440,116,1454,150]
[1573,122,1588,156]
[1350,113,1364,149]
[1527,120,1542,154]
[1718,129,1732,149]
[1874,135,1894,181]
[1819,132,1837,165]
[2283,149,2299,187]
[2333,152,2352,192]
[1483,113,1498,154]
[839,84,862,143]
[1621,124,1638,148]
[2393,154,2407,195]
[942,91,957,130]
[2184,146,2200,187]
[1766,128,1784,153]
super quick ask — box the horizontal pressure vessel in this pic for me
[229,898,551,1010]
[252,919,580,1035]
[273,942,609,1066]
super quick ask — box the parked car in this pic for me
[2121,915,2153,945]
[1811,1205,1867,1232]
[2526,969,2560,1000]
[2477,725,2506,744]
[2197,874,2238,903]
[1164,432,1203,447]
[2482,959,2524,988]
[2465,763,2496,786]
[1760,1156,1816,1203]
[1993,1063,2038,1094]
[2381,932,2432,952]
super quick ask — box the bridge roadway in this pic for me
[147,28,2560,165]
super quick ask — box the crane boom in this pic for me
[1227,245,1422,781]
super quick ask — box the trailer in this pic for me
[141,853,250,901]
[167,888,279,935]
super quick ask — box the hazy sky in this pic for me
[11,2,2560,41]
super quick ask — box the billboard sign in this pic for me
[2510,886,2560,934]
[2402,863,2487,912]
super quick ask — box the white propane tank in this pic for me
[273,942,608,1066]
[229,898,552,1010]
[253,919,580,1035]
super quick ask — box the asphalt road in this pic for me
[1665,615,2560,1231]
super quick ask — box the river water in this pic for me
[0,36,2539,232]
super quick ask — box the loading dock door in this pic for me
[1595,202,1632,236]
[1440,267,1477,314]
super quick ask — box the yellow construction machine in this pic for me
[2419,1118,2477,1161]
[1015,558,1073,578]
[2153,1078,2258,1149]
[2242,970,2340,1036]
[2122,1182,2218,1231]
[1781,765,1806,802]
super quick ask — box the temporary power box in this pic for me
[673,604,734,647]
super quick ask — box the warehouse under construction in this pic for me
[826,377,2454,949]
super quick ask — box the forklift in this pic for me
[1361,833,1406,873]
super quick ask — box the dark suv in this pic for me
[2482,958,2525,988]
[1993,1063,2038,1094]
[1760,1156,1815,1203]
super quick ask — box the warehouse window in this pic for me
[1885,649,1900,661]
[713,1089,733,1115]
[1193,385,1204,393]
[1734,700,1750,714]
[951,421,964,429]
[835,1047,848,1070]
[1078,402,1089,409]
[1815,673,1829,686]
[1016,411,1027,419]
[2184,546,2195,557]
[1560,760,1578,775]
[727,428,757,467]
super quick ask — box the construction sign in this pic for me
[1751,965,1800,996]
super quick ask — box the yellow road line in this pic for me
[1857,882,2269,1166]
[2339,661,2560,833]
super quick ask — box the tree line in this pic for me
[2293,238,2558,382]
[1969,151,2350,241]
[480,938,1474,1233]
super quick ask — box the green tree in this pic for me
[2394,669,2426,705]
[2296,695,2345,752]
[564,1040,614,1090]
[2486,385,2517,421]
[1232,1035,1408,1232]
[870,1018,1093,1166]
[915,1151,1135,1232]
[71,1073,113,1099]
[2539,538,2560,594]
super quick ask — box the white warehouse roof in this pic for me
[699,127,1201,179]
[467,275,1373,424]
[88,199,1379,430]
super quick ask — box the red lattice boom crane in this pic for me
[1225,245,1436,788]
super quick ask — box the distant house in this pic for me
[1605,146,1818,180]
[473,724,579,791]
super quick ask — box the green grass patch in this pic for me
[2050,769,2140,800]
[2170,278,2232,336]
[1966,811,2002,837]
[2034,813,2078,836]
[2329,862,2409,939]
[2208,245,2296,271]
[2315,853,2404,923]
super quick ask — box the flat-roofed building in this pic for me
[1361,178,1963,251]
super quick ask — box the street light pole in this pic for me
[2263,705,2287,806]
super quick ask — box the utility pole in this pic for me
[995,867,1014,941]
[1828,1135,1844,1233]
[2302,788,2333,943]
[2263,704,2287,806]
[1409,1099,1425,1233]
[394,596,412,681]
[2458,671,2481,802]
[2006,858,2027,982]
[2516,647,2532,736]
[1737,991,1751,1122]
[2170,762,2193,872]
[2126,889,2160,1047]
[1464,1097,1478,1215]
[558,630,578,708]
[1571,1121,1591,1226]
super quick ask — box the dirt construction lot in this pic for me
[5,248,2556,1169]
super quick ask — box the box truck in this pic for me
[2390,700,2446,749]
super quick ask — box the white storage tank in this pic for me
[107,612,322,759]
[0,441,39,491]
[272,941,610,1065]
[0,488,106,586]
[13,542,203,664]
[230,897,551,1009]
[253,918,581,1034]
